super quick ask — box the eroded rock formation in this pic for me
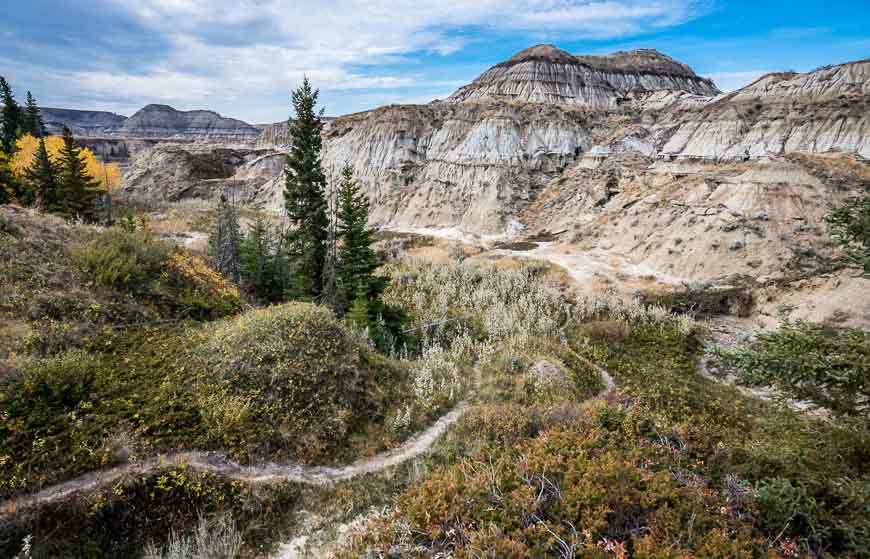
[121,45,870,285]
[448,45,720,106]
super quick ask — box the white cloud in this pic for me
[702,70,772,92]
[47,0,711,119]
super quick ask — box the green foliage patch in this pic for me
[0,326,205,498]
[340,402,772,558]
[714,320,870,417]
[191,302,407,463]
[570,321,870,556]
[0,465,302,559]
[826,192,870,276]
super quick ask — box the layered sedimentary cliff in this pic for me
[122,46,870,285]
[42,107,128,136]
[315,50,868,239]
[119,105,261,140]
[449,45,720,106]
[123,145,284,208]
[41,104,262,142]
[652,60,870,159]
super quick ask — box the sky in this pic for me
[1,1,868,123]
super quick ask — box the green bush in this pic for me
[8,350,96,409]
[191,302,405,462]
[826,193,870,276]
[71,226,243,321]
[714,320,870,417]
[157,252,243,320]
[0,465,300,559]
[340,406,770,558]
[72,228,172,294]
[0,326,208,499]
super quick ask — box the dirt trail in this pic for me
[2,354,619,522]
[1,403,469,519]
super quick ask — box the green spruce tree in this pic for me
[23,136,58,210]
[0,149,15,204]
[240,216,287,302]
[23,92,45,137]
[336,163,387,307]
[0,76,23,154]
[57,126,100,221]
[346,296,372,332]
[335,163,405,350]
[208,192,242,283]
[283,77,329,301]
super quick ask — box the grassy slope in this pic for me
[338,319,869,558]
[3,218,868,558]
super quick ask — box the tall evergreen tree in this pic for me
[239,216,288,303]
[283,77,329,301]
[23,92,45,137]
[208,192,242,283]
[57,126,100,221]
[23,136,58,211]
[0,150,15,204]
[336,163,386,307]
[0,76,23,154]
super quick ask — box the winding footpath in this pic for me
[2,358,617,522]
[1,403,469,520]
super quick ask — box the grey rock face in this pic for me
[654,59,870,160]
[122,145,284,208]
[321,100,593,233]
[449,44,720,107]
[120,104,261,140]
[42,108,128,136]
[122,47,870,253]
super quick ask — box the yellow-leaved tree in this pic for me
[12,134,121,193]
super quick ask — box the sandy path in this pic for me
[2,354,619,522]
[1,403,469,519]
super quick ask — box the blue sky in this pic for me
[1,1,868,123]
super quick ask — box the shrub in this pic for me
[71,226,243,321]
[159,252,243,320]
[0,465,300,558]
[191,303,405,462]
[72,228,172,294]
[10,349,97,409]
[826,193,870,276]
[714,320,870,417]
[143,514,241,559]
[341,411,770,558]
[385,260,566,350]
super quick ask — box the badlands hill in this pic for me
[121,46,869,289]
[42,104,261,141]
[41,107,128,136]
[448,45,720,105]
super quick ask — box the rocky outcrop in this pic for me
[42,108,128,136]
[255,117,335,148]
[522,152,869,280]
[122,46,870,272]
[321,100,594,233]
[652,59,870,159]
[41,104,265,143]
[120,104,261,140]
[122,145,283,208]
[448,45,719,107]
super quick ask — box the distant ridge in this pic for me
[38,104,260,140]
